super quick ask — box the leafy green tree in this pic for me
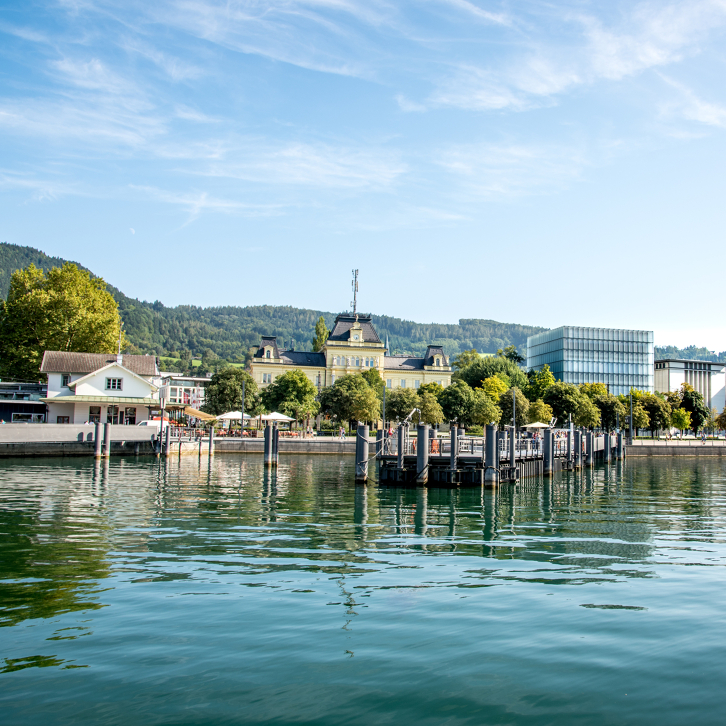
[543,381,583,426]
[202,368,260,416]
[417,390,444,425]
[311,316,329,352]
[580,382,609,399]
[574,396,601,428]
[470,389,501,426]
[439,380,476,426]
[319,374,375,424]
[361,368,385,398]
[528,399,553,425]
[498,387,530,428]
[631,402,650,433]
[680,385,710,433]
[383,387,420,423]
[261,369,319,424]
[670,408,691,435]
[458,356,527,391]
[524,364,556,401]
[418,381,444,399]
[349,385,380,424]
[452,348,481,371]
[640,393,672,437]
[481,375,508,400]
[0,263,123,380]
[715,407,726,432]
[496,344,524,364]
[200,348,218,374]
[592,393,626,431]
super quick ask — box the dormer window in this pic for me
[266,350,271,358]
[435,357,440,366]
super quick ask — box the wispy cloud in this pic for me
[659,74,726,128]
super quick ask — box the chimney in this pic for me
[116,354,123,366]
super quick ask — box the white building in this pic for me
[654,359,726,412]
[158,374,211,409]
[41,351,160,424]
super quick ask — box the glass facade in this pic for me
[527,326,654,396]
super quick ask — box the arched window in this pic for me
[266,350,271,359]
[435,357,440,366]
[356,357,360,367]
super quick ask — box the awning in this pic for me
[42,395,158,405]
[183,406,217,422]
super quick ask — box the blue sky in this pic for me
[1,1,725,350]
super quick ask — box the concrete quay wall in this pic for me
[626,444,725,457]
[214,438,356,455]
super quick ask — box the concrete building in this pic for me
[0,381,48,423]
[250,313,452,391]
[527,326,654,396]
[40,351,160,424]
[159,374,211,409]
[655,359,726,412]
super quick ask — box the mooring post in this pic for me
[543,428,553,476]
[94,422,102,458]
[102,422,111,458]
[416,423,429,484]
[208,425,215,457]
[450,425,458,472]
[397,425,405,471]
[574,430,582,468]
[509,426,516,466]
[273,423,279,467]
[164,424,171,458]
[567,427,572,463]
[484,423,498,485]
[356,424,369,482]
[585,431,594,467]
[375,428,383,459]
[603,431,610,463]
[263,424,272,466]
[617,431,624,460]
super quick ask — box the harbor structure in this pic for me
[527,326,654,396]
[40,351,160,424]
[250,313,452,390]
[0,381,48,423]
[655,359,725,411]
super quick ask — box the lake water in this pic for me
[1,455,726,725]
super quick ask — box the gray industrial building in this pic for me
[527,326,654,396]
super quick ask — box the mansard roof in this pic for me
[254,336,281,359]
[328,314,381,344]
[384,355,425,371]
[424,345,448,367]
[280,351,326,367]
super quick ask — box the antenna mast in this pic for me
[351,269,359,317]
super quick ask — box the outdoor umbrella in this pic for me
[217,411,252,420]
[259,412,295,422]
[523,421,550,428]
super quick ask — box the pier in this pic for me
[373,422,624,487]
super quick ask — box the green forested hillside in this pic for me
[0,242,548,360]
[8,241,719,364]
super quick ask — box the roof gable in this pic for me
[68,363,159,391]
[40,351,158,376]
[328,314,381,344]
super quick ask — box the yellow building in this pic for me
[250,314,452,391]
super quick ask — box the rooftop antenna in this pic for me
[117,321,124,356]
[351,269,359,319]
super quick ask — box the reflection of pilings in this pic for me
[448,493,457,541]
[481,487,498,556]
[414,487,427,536]
[354,483,368,531]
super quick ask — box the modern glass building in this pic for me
[527,326,654,396]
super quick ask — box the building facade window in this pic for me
[386,379,392,388]
[56,416,70,424]
[61,374,71,387]
[415,380,421,389]
[89,406,101,423]
[266,350,271,358]
[125,407,137,425]
[400,380,406,388]
[105,378,123,391]
[107,405,119,424]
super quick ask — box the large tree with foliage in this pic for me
[592,393,626,431]
[457,356,527,391]
[0,263,123,380]
[361,368,385,398]
[202,368,260,416]
[481,375,508,400]
[640,393,672,437]
[574,396,601,428]
[680,385,710,433]
[670,408,691,435]
[497,344,524,364]
[452,349,481,371]
[261,369,319,423]
[498,387,530,428]
[580,382,609,399]
[416,391,444,426]
[528,399,553,425]
[439,380,476,426]
[714,407,726,432]
[383,387,420,423]
[418,381,444,400]
[319,374,376,424]
[471,389,501,426]
[311,316,329,352]
[542,381,582,426]
[524,364,556,401]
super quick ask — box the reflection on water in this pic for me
[1,455,726,725]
